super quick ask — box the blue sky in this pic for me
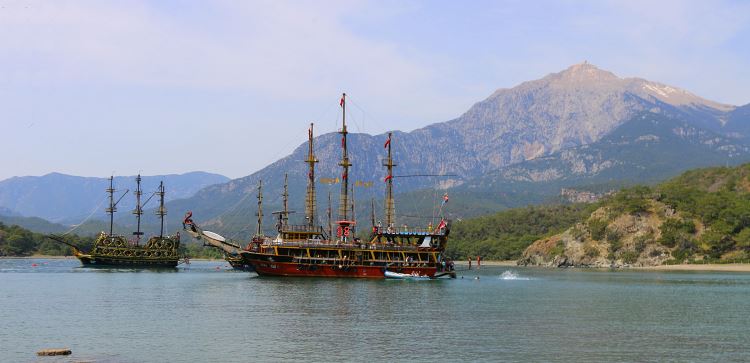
[1,0,749,181]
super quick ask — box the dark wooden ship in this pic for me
[50,175,181,268]
[186,94,454,278]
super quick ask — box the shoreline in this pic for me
[457,260,750,272]
[0,256,224,261]
[634,263,750,272]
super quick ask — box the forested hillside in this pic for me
[520,164,750,267]
[446,204,597,260]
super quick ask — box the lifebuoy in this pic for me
[336,226,343,237]
[343,227,350,237]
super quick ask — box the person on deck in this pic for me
[477,255,482,269]
[468,256,472,269]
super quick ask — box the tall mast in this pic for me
[282,173,289,227]
[370,198,375,231]
[351,183,356,227]
[384,132,396,227]
[256,180,263,237]
[156,181,166,238]
[327,190,332,239]
[106,176,116,236]
[132,174,143,244]
[338,93,351,223]
[305,123,319,228]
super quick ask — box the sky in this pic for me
[1,0,749,181]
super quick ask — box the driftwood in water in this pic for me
[37,348,72,356]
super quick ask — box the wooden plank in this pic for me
[37,348,72,356]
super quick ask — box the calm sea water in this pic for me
[1,259,749,363]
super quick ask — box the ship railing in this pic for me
[373,226,447,236]
[266,240,439,252]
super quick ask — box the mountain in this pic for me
[163,63,747,236]
[462,111,750,189]
[438,62,733,170]
[391,111,750,223]
[722,103,750,140]
[0,214,70,234]
[0,172,229,224]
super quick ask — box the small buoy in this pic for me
[37,348,71,356]
[31,263,38,267]
[216,266,220,270]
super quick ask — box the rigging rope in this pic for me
[62,195,109,236]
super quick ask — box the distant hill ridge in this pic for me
[0,172,229,224]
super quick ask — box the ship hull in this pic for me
[74,235,180,268]
[244,253,437,278]
[77,255,178,268]
[253,261,437,278]
[226,255,255,272]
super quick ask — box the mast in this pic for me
[305,123,319,228]
[106,176,116,236]
[370,198,375,231]
[282,173,289,227]
[351,183,356,228]
[156,181,166,238]
[327,190,332,239]
[256,180,263,237]
[384,132,396,227]
[132,174,143,244]
[336,93,354,240]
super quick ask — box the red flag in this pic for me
[384,175,393,182]
[341,136,345,148]
[342,172,348,179]
[340,95,345,107]
[384,136,391,149]
[437,219,447,230]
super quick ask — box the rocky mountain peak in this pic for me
[552,62,619,83]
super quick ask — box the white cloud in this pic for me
[0,1,434,99]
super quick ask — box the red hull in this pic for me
[251,260,437,278]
